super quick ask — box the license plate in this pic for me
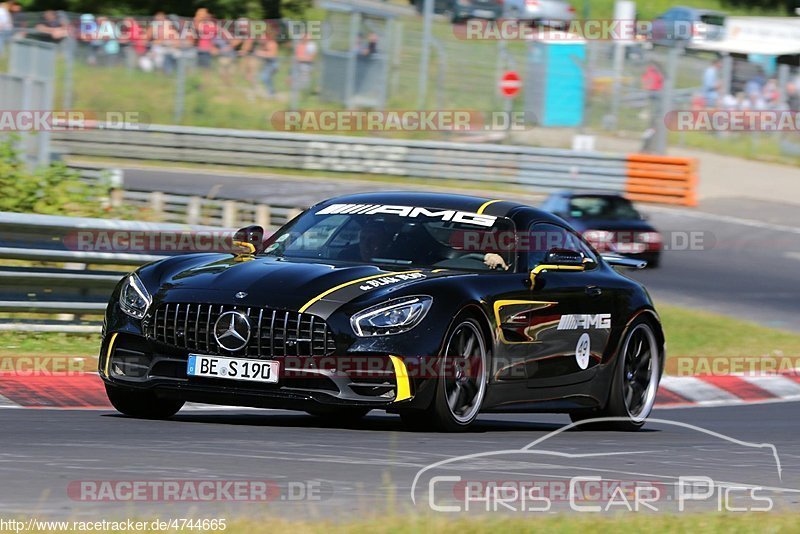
[615,242,647,254]
[187,354,279,384]
[474,9,495,18]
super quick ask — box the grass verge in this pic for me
[23,513,800,534]
[659,304,800,360]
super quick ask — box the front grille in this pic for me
[147,303,336,358]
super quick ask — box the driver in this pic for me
[338,223,392,262]
[359,223,390,261]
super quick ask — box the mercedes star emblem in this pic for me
[235,292,247,299]
[213,310,251,351]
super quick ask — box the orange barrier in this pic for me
[624,154,698,207]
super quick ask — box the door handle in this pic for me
[585,286,602,297]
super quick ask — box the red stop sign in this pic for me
[499,71,522,98]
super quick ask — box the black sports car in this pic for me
[101,192,664,431]
[541,191,663,268]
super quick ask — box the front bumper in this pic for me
[100,331,434,411]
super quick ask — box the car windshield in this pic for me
[568,196,642,220]
[262,203,516,272]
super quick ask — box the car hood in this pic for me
[144,254,462,318]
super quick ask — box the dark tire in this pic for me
[305,406,371,421]
[106,385,184,420]
[648,255,661,269]
[402,316,489,432]
[569,318,660,431]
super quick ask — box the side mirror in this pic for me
[544,248,584,266]
[233,225,265,256]
[529,248,586,286]
[602,254,647,269]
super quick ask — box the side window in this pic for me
[527,222,597,270]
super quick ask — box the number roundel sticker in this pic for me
[575,333,591,370]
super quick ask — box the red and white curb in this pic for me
[658,373,800,407]
[0,372,799,410]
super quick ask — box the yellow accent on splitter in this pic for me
[389,355,412,402]
[103,333,118,377]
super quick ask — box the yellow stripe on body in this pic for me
[298,271,422,313]
[476,199,504,214]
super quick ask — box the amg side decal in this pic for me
[316,204,498,228]
[557,313,612,330]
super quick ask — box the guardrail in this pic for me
[68,164,304,228]
[52,123,699,206]
[0,211,225,332]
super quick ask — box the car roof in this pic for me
[550,190,630,199]
[316,191,563,223]
[664,6,725,15]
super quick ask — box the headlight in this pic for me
[119,273,152,319]
[350,296,432,337]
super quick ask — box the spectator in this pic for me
[786,83,800,112]
[0,1,13,57]
[359,31,378,56]
[641,63,663,92]
[747,90,766,111]
[744,68,765,98]
[94,16,120,66]
[762,78,780,107]
[234,19,260,98]
[702,58,721,107]
[35,10,68,43]
[293,32,317,93]
[194,8,215,68]
[120,16,149,71]
[214,21,236,82]
[255,34,279,97]
[149,12,170,72]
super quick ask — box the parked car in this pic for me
[503,0,576,25]
[541,191,663,268]
[412,0,504,23]
[649,6,726,47]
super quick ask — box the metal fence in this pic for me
[54,123,632,192]
[2,10,754,140]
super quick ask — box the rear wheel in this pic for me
[401,317,488,432]
[570,319,660,431]
[106,385,184,420]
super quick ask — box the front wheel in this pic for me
[106,385,185,420]
[402,317,488,432]
[570,319,660,431]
